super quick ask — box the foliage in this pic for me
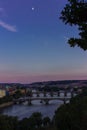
[26,90,32,97]
[29,112,42,128]
[0,89,25,105]
[43,117,51,127]
[0,112,53,130]
[60,0,87,50]
[0,115,18,130]
[13,90,23,99]
[0,95,13,104]
[19,118,31,130]
[54,89,87,130]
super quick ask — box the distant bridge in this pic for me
[13,91,77,105]
[25,90,76,97]
[13,97,71,105]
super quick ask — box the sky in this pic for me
[0,0,87,83]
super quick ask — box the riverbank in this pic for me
[0,102,13,109]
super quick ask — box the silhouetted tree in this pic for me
[0,115,18,130]
[43,116,51,127]
[60,0,87,50]
[30,112,42,128]
[54,90,87,130]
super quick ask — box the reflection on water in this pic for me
[2,100,63,120]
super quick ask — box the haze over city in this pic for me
[0,0,87,83]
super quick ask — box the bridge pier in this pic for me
[71,91,74,98]
[63,98,66,104]
[14,101,19,104]
[64,90,67,97]
[50,91,53,97]
[19,100,23,104]
[43,91,47,97]
[57,91,60,97]
[28,99,32,105]
[44,99,49,105]
[40,100,43,103]
[30,92,33,97]
[36,91,40,97]
[27,91,33,97]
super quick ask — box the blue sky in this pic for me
[0,0,87,83]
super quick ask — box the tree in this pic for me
[0,115,18,130]
[60,0,87,50]
[19,118,30,130]
[54,90,87,130]
[43,116,51,127]
[13,90,22,99]
[30,112,42,128]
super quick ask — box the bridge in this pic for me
[13,91,77,105]
[14,97,71,105]
[25,89,76,97]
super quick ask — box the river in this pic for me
[1,92,71,120]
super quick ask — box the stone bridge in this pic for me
[14,97,71,105]
[13,91,76,105]
[25,90,75,97]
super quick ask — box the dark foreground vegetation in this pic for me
[0,112,52,130]
[54,88,87,130]
[0,87,87,130]
[0,95,13,105]
[60,0,87,50]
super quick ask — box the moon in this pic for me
[32,7,35,11]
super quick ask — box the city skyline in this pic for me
[0,0,87,83]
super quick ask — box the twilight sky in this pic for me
[0,0,87,83]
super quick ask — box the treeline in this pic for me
[54,88,87,130]
[0,112,53,130]
[0,96,13,105]
[0,90,23,105]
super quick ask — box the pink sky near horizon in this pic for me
[0,73,87,83]
[0,64,87,83]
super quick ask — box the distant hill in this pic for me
[0,80,87,89]
[29,80,87,85]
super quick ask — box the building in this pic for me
[0,89,6,98]
[5,85,16,95]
